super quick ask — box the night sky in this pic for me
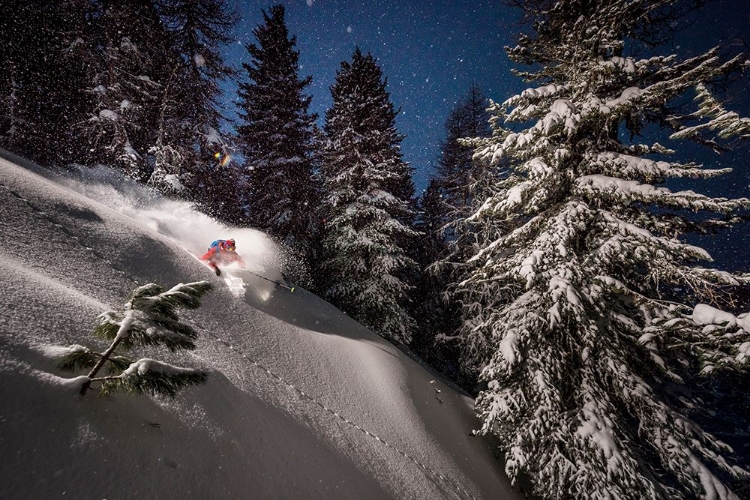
[222,0,524,192]
[222,0,750,269]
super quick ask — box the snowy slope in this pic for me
[0,151,520,500]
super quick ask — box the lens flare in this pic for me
[220,154,232,167]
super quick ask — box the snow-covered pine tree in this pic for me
[0,0,93,165]
[412,180,447,341]
[436,84,492,223]
[146,63,189,196]
[0,0,49,154]
[236,4,321,264]
[77,0,171,181]
[319,48,418,344]
[58,282,212,397]
[0,0,239,209]
[430,84,496,279]
[411,179,462,375]
[410,86,494,384]
[150,0,240,205]
[457,1,750,498]
[416,180,447,262]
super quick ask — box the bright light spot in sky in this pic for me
[347,26,352,33]
[193,53,206,67]
[306,0,313,6]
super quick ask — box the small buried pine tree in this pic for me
[57,281,213,397]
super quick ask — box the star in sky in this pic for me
[223,0,523,192]
[223,0,750,269]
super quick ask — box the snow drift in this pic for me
[0,150,519,500]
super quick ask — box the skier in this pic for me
[200,238,245,276]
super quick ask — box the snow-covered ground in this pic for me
[0,150,520,500]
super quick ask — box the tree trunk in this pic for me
[79,320,129,396]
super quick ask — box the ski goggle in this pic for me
[226,244,235,252]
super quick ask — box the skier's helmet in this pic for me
[226,238,236,251]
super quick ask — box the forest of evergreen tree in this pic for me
[2,1,749,498]
[0,0,475,380]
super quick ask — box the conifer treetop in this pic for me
[236,3,320,259]
[457,1,750,498]
[320,47,418,344]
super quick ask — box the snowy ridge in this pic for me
[0,152,519,500]
[203,330,480,500]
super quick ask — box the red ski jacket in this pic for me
[201,240,245,267]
